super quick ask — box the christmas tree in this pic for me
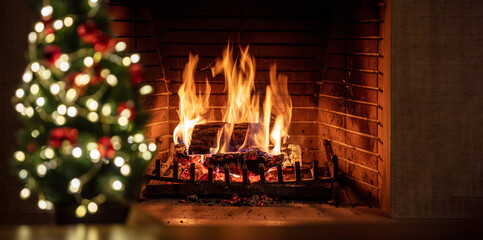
[11,0,155,218]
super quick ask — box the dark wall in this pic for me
[391,0,483,218]
[0,0,53,224]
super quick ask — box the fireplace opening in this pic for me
[108,0,389,210]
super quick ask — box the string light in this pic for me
[89,149,100,162]
[133,133,144,143]
[118,116,128,126]
[138,143,147,152]
[41,69,51,79]
[34,22,44,33]
[28,32,37,44]
[15,103,25,114]
[120,165,131,176]
[75,205,87,218]
[31,62,40,72]
[53,20,63,30]
[18,169,28,179]
[101,104,112,116]
[31,130,40,138]
[87,142,98,151]
[115,42,126,52]
[100,69,110,78]
[37,164,47,177]
[57,104,67,115]
[120,109,131,118]
[55,115,66,125]
[40,5,53,17]
[88,0,98,8]
[139,85,153,95]
[14,151,25,162]
[30,84,39,95]
[142,151,152,161]
[68,178,81,193]
[67,106,78,117]
[87,202,98,213]
[84,57,94,67]
[111,180,123,191]
[148,143,157,152]
[64,17,73,27]
[87,112,99,122]
[86,99,98,111]
[65,89,77,103]
[113,156,125,167]
[20,188,31,199]
[59,61,70,72]
[36,97,46,107]
[44,147,55,159]
[45,34,55,43]
[106,74,117,86]
[130,54,140,63]
[111,136,121,150]
[122,57,131,66]
[23,71,33,82]
[38,200,47,210]
[72,147,82,158]
[25,107,34,118]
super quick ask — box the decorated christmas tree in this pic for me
[11,0,155,218]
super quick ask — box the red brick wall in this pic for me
[319,0,385,205]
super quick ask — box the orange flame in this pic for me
[173,54,211,151]
[175,45,292,156]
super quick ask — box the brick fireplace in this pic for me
[107,0,389,208]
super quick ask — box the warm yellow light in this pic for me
[112,180,123,191]
[100,69,110,78]
[41,5,53,17]
[148,143,157,152]
[64,17,74,27]
[18,169,28,179]
[139,85,153,95]
[115,42,126,52]
[41,69,51,79]
[84,57,94,67]
[38,200,47,209]
[55,116,66,125]
[87,142,98,151]
[23,71,33,82]
[114,156,125,167]
[87,202,98,213]
[112,136,122,150]
[65,89,77,103]
[133,133,144,143]
[45,34,55,43]
[130,53,140,63]
[138,143,147,152]
[31,130,40,138]
[75,205,87,218]
[120,109,131,118]
[28,32,37,43]
[120,164,131,176]
[44,147,55,159]
[50,83,60,95]
[67,106,78,117]
[118,116,128,126]
[31,62,40,72]
[86,99,98,111]
[20,188,31,199]
[87,112,99,122]
[93,52,102,63]
[89,149,100,162]
[122,57,131,66]
[57,104,67,115]
[36,164,47,177]
[72,147,82,158]
[14,151,25,162]
[34,22,44,33]
[101,104,112,116]
[36,97,46,107]
[88,0,98,7]
[106,74,118,86]
[59,61,70,72]
[30,84,39,95]
[68,178,81,193]
[15,88,25,98]
[25,107,34,118]
[142,151,152,161]
[15,103,24,114]
[53,20,63,30]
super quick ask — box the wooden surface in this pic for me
[391,0,483,218]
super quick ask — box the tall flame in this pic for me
[173,54,211,151]
[175,45,292,156]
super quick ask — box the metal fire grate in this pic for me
[144,140,339,204]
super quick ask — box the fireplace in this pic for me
[108,0,389,208]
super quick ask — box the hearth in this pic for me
[108,0,388,206]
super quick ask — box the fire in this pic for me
[172,54,211,150]
[175,45,292,155]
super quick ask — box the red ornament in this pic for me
[48,127,78,148]
[129,64,143,85]
[90,66,105,85]
[98,137,115,159]
[77,20,99,44]
[27,143,37,153]
[44,45,62,65]
[117,102,135,120]
[93,34,115,53]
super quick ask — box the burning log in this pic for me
[189,122,261,154]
